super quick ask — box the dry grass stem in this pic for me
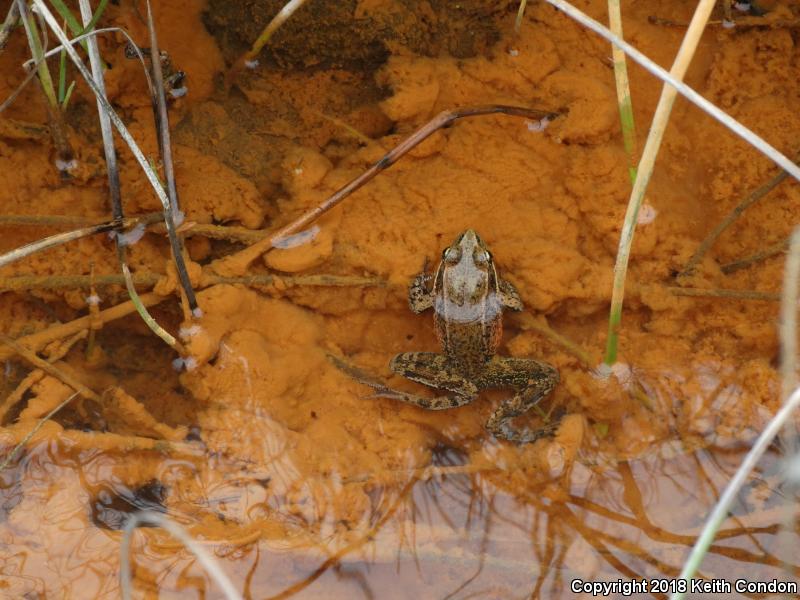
[0,333,101,402]
[0,391,79,472]
[0,221,119,268]
[212,105,559,276]
[0,2,19,53]
[0,292,166,362]
[0,272,384,291]
[680,156,795,277]
[513,313,597,367]
[721,237,788,274]
[649,15,800,29]
[665,286,780,301]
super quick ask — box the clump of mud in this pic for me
[203,0,518,69]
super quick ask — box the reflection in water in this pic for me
[1,296,799,599]
[2,407,800,598]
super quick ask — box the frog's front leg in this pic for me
[498,279,524,311]
[482,357,560,443]
[382,352,478,409]
[408,268,434,313]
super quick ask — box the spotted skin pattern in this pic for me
[341,230,560,444]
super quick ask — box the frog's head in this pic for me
[436,229,498,310]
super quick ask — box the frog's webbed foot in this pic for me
[385,352,478,410]
[482,357,560,443]
[408,265,434,314]
[498,279,524,311]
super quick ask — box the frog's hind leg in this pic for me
[384,352,478,410]
[483,357,560,443]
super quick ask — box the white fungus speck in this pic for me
[245,59,259,69]
[637,204,658,225]
[86,294,101,306]
[526,117,550,132]
[183,357,198,371]
[169,86,188,99]
[111,223,146,246]
[172,209,185,227]
[191,307,204,319]
[734,2,750,11]
[179,324,202,340]
[508,48,519,57]
[722,19,736,29]
[55,158,77,172]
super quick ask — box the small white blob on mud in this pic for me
[546,444,566,478]
[172,356,199,372]
[722,19,736,29]
[172,209,186,227]
[85,294,101,306]
[191,306,204,318]
[245,59,259,69]
[169,86,188,99]
[593,362,633,389]
[179,324,202,340]
[508,48,520,57]
[734,2,750,11]
[637,204,658,225]
[526,117,550,132]
[55,158,77,172]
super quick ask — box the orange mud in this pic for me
[1,0,800,597]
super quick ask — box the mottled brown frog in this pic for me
[341,230,561,443]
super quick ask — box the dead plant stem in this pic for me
[213,105,559,275]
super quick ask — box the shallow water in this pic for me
[1,0,800,597]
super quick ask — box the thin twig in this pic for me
[0,292,166,362]
[649,16,800,29]
[0,391,78,472]
[145,0,197,313]
[513,313,597,367]
[0,1,19,53]
[721,237,788,274]
[0,272,384,291]
[121,511,243,600]
[680,159,794,277]
[0,333,101,401]
[665,286,780,301]
[0,221,118,268]
[212,105,560,275]
[0,66,39,114]
[227,0,312,83]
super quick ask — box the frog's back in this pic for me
[434,295,503,376]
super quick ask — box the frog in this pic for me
[341,229,561,443]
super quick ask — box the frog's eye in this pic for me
[443,247,461,264]
[473,249,490,265]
